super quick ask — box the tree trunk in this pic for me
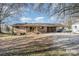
[0,20,2,33]
[12,26,14,35]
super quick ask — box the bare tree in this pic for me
[32,3,79,24]
[1,3,79,33]
[0,3,28,33]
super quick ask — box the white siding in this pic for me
[72,24,79,33]
[1,24,12,33]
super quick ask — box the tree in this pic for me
[1,3,79,33]
[32,3,79,25]
[0,3,27,33]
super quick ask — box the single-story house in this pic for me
[12,23,65,35]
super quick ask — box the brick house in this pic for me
[12,23,64,35]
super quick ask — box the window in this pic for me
[75,26,77,29]
[40,26,44,29]
[15,26,19,28]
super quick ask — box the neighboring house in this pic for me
[1,23,12,33]
[12,23,65,35]
[72,23,79,33]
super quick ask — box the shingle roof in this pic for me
[13,23,64,27]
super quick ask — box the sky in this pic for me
[3,5,59,25]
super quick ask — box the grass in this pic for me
[10,47,68,56]
[29,50,67,56]
[8,43,68,56]
[0,33,78,56]
[0,33,14,37]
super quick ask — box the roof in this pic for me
[13,23,65,27]
[72,22,79,25]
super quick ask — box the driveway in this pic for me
[48,33,79,54]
